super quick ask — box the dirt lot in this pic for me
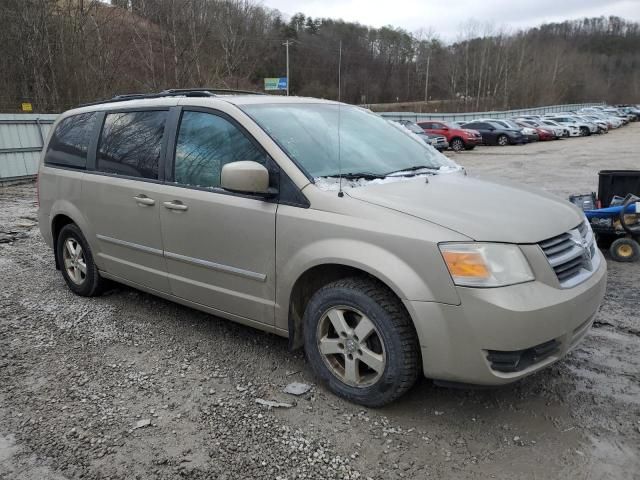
[1,124,639,480]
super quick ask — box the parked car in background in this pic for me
[517,118,564,139]
[574,115,608,134]
[474,118,538,143]
[425,133,449,151]
[546,115,593,136]
[618,106,640,120]
[602,109,631,124]
[392,120,450,152]
[567,115,600,134]
[417,120,482,151]
[513,119,555,141]
[539,118,576,137]
[460,120,525,146]
[579,110,622,129]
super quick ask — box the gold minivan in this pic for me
[38,90,607,406]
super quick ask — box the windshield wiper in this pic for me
[384,165,439,177]
[321,172,386,180]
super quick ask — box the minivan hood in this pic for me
[346,174,583,243]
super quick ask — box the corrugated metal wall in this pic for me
[0,113,58,181]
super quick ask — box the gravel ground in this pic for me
[1,124,639,480]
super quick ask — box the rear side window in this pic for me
[97,111,167,179]
[173,111,268,189]
[44,113,97,169]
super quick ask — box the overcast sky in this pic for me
[263,0,640,40]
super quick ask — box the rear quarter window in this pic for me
[97,111,167,179]
[44,113,98,169]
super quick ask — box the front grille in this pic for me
[487,339,560,373]
[538,221,599,288]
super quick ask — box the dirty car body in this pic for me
[38,93,607,406]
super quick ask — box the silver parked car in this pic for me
[38,89,607,406]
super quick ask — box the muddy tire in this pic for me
[609,238,640,262]
[56,223,104,296]
[303,277,420,407]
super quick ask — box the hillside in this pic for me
[0,0,638,112]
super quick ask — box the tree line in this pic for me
[0,0,638,113]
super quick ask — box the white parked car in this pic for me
[538,119,574,137]
[577,115,609,133]
[545,115,593,136]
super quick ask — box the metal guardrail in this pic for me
[378,103,606,122]
[0,114,58,182]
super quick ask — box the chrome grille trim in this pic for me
[538,221,600,288]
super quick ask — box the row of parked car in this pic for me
[392,104,640,152]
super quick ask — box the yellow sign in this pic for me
[21,102,33,112]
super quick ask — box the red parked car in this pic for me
[514,119,555,141]
[417,120,483,151]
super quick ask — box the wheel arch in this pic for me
[285,262,414,351]
[50,204,91,269]
[51,213,78,269]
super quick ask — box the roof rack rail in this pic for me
[78,87,264,108]
[161,88,264,96]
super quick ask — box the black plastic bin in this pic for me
[598,170,640,207]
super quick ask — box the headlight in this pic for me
[439,243,534,287]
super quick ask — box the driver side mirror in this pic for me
[221,161,276,197]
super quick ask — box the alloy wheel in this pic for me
[316,306,386,388]
[451,139,464,151]
[62,238,87,285]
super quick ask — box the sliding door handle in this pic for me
[163,201,188,211]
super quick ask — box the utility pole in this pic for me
[424,53,431,102]
[338,40,342,102]
[282,40,292,96]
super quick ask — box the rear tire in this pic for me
[497,134,508,146]
[56,224,104,296]
[450,138,465,152]
[303,277,420,407]
[609,238,640,262]
[579,127,589,136]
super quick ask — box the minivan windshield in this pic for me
[242,103,456,178]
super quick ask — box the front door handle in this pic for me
[133,195,155,206]
[163,201,188,211]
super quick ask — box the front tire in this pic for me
[497,134,508,146]
[56,224,104,296]
[303,277,420,407]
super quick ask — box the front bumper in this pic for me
[405,251,607,385]
[463,137,482,146]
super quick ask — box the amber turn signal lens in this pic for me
[442,251,490,278]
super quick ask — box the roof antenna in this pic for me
[337,39,344,198]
